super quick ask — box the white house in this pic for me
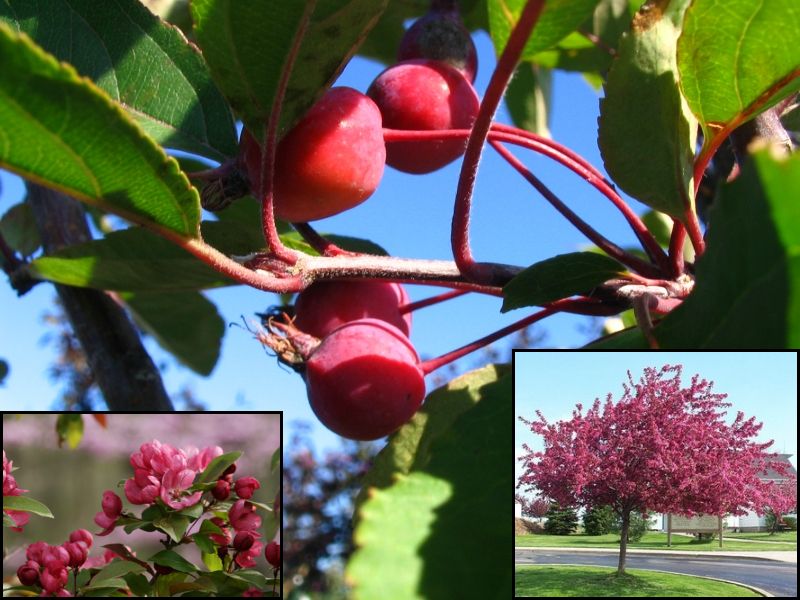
[515,502,522,518]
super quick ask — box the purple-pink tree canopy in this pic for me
[517,364,796,574]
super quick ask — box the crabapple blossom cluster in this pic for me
[16,529,93,596]
[3,449,30,532]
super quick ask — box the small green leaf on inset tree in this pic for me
[202,551,223,572]
[0,24,201,238]
[148,550,198,574]
[2,495,54,518]
[0,202,40,257]
[197,451,243,484]
[153,515,190,544]
[91,560,146,585]
[502,252,626,312]
[653,148,800,348]
[677,0,800,136]
[56,414,84,449]
[488,0,601,59]
[598,0,697,222]
[0,0,237,161]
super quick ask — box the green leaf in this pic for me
[348,370,512,600]
[2,495,54,518]
[202,551,223,572]
[91,560,146,585]
[677,0,800,135]
[598,0,698,221]
[502,252,626,311]
[101,544,154,573]
[153,514,190,543]
[355,364,510,516]
[123,572,151,597]
[192,533,215,555]
[487,0,600,59]
[0,24,201,237]
[121,290,224,375]
[3,513,15,527]
[0,202,40,257]
[641,209,673,248]
[0,358,7,385]
[83,577,128,590]
[56,414,84,449]
[653,148,800,347]
[0,0,236,160]
[27,227,234,291]
[197,451,243,484]
[148,549,198,574]
[191,0,387,138]
[504,62,552,137]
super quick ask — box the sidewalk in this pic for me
[515,546,798,563]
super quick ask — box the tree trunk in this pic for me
[26,184,174,411]
[617,509,630,575]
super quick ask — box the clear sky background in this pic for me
[515,351,799,489]
[2,29,670,452]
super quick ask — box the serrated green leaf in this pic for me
[148,549,197,574]
[598,0,697,221]
[488,0,600,59]
[0,0,236,160]
[505,62,552,136]
[3,495,54,518]
[153,514,190,543]
[653,148,800,347]
[355,364,510,516]
[191,0,387,138]
[56,414,84,449]
[0,24,201,237]
[502,252,626,311]
[197,451,242,484]
[27,227,234,291]
[348,371,512,600]
[121,290,224,375]
[0,202,40,257]
[677,0,800,135]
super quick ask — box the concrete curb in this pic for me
[516,563,774,597]
[515,546,798,563]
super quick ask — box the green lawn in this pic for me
[722,531,796,542]
[515,532,796,551]
[515,565,762,597]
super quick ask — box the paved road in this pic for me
[516,549,797,597]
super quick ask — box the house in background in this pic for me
[515,502,522,519]
[653,454,797,532]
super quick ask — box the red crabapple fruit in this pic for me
[367,59,480,174]
[305,318,426,441]
[241,87,385,222]
[398,6,477,83]
[294,280,412,338]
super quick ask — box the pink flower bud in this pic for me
[17,561,39,586]
[212,479,230,501]
[233,530,256,551]
[243,588,263,597]
[62,542,88,569]
[234,476,261,500]
[40,564,67,594]
[222,463,237,477]
[101,490,123,518]
[26,541,48,563]
[229,499,261,532]
[68,529,93,549]
[94,511,117,536]
[42,544,69,568]
[265,541,281,570]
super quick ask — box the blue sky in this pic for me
[515,351,799,487]
[2,30,670,452]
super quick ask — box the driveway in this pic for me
[516,548,797,597]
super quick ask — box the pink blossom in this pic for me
[212,479,231,501]
[40,565,68,595]
[101,490,123,518]
[185,445,224,472]
[229,499,261,532]
[94,510,118,536]
[26,541,49,564]
[234,476,261,500]
[160,468,203,510]
[265,541,281,570]
[62,541,88,568]
[17,561,39,586]
[68,529,93,549]
[124,469,160,505]
[3,450,30,532]
[235,537,264,568]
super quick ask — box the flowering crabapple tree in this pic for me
[0,0,798,596]
[514,493,549,521]
[5,440,280,597]
[518,364,798,575]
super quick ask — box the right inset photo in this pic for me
[514,351,797,598]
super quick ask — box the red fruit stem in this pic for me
[258,0,317,265]
[292,222,360,257]
[419,296,618,374]
[398,289,468,314]
[384,126,670,275]
[489,140,663,278]
[668,221,686,278]
[682,203,705,257]
[451,0,546,284]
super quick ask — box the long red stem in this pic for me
[419,296,618,374]
[668,220,686,278]
[451,0,546,283]
[490,140,662,278]
[399,289,467,314]
[258,1,317,265]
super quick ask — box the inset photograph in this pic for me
[514,351,797,598]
